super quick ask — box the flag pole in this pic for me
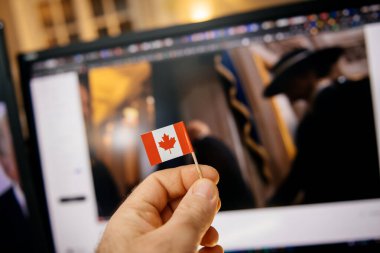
[191,152,203,179]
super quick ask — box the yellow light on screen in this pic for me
[190,1,213,22]
[122,107,139,126]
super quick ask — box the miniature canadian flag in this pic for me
[141,121,194,166]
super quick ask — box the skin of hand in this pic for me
[97,165,223,253]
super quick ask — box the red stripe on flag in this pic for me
[174,121,193,155]
[141,132,162,166]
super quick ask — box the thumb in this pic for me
[161,179,219,249]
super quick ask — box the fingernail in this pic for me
[192,179,216,200]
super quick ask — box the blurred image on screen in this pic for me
[22,2,380,252]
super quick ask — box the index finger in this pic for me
[123,164,219,213]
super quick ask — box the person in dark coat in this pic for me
[0,182,32,252]
[264,47,380,205]
[187,120,256,210]
[79,80,121,218]
[0,105,33,252]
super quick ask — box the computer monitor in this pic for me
[18,1,380,252]
[0,22,49,252]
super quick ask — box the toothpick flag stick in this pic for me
[141,121,203,179]
[191,151,203,179]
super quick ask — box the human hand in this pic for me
[97,165,223,253]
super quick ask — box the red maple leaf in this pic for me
[158,134,176,154]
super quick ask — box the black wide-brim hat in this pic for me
[263,47,344,97]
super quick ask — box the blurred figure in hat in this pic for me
[264,47,344,104]
[265,47,380,206]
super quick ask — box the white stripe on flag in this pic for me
[152,124,183,162]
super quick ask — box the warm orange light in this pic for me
[122,107,139,126]
[190,1,213,22]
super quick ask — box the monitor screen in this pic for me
[19,1,380,252]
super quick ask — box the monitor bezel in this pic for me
[17,0,380,251]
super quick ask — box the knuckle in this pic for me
[178,198,212,226]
